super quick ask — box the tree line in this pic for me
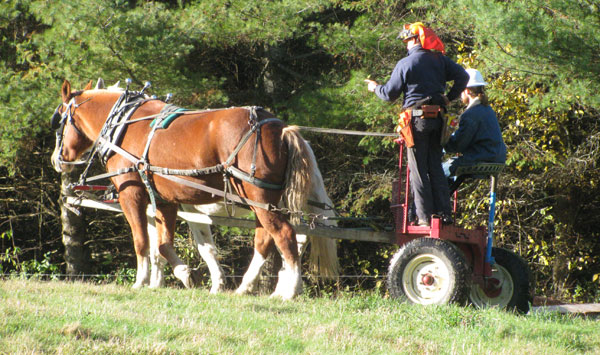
[1,0,598,302]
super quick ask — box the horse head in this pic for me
[50,79,96,173]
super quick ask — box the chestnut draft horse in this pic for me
[51,79,314,299]
[147,142,340,293]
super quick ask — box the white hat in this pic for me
[465,68,488,87]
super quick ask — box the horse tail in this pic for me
[303,144,340,280]
[282,125,314,219]
[282,127,339,279]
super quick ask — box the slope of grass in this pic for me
[0,279,598,354]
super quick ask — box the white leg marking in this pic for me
[189,221,226,294]
[271,258,302,300]
[147,218,167,288]
[132,254,150,289]
[235,249,266,295]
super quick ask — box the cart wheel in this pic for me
[469,247,532,313]
[387,238,470,305]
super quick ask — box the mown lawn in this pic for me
[0,279,598,354]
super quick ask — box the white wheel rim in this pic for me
[402,253,451,304]
[469,263,514,308]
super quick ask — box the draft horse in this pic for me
[51,79,314,299]
[147,146,340,293]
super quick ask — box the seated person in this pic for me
[443,69,506,185]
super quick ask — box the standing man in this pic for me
[365,23,468,226]
[443,69,507,182]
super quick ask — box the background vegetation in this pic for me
[1,0,599,302]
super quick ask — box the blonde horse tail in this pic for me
[307,235,339,279]
[282,125,314,220]
[304,144,339,280]
[282,127,339,279]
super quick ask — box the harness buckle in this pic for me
[137,159,150,172]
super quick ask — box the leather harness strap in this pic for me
[78,103,285,211]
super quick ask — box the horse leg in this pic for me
[267,231,306,297]
[154,204,194,288]
[187,220,226,294]
[133,253,150,289]
[254,209,302,300]
[147,217,167,288]
[235,227,274,295]
[296,233,308,256]
[118,192,151,289]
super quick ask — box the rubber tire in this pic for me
[387,238,470,305]
[469,247,532,314]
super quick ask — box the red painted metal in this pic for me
[422,274,435,286]
[482,278,502,298]
[72,185,109,191]
[392,140,494,288]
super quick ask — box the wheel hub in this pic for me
[421,273,435,286]
[483,278,502,298]
[402,253,452,304]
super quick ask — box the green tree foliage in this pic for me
[413,0,600,109]
[417,0,600,300]
[1,0,598,301]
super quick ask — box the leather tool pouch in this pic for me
[396,110,415,148]
[420,105,441,118]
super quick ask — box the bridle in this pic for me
[51,96,92,166]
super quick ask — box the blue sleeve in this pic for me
[375,61,405,102]
[445,112,479,153]
[444,59,469,102]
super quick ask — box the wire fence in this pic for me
[0,273,386,280]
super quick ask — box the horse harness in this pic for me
[53,89,287,213]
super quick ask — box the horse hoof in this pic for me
[235,285,251,295]
[173,265,192,288]
[269,291,295,301]
[148,282,161,289]
[209,282,224,294]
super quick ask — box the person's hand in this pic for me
[364,79,378,92]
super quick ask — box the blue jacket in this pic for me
[445,102,507,165]
[375,45,469,108]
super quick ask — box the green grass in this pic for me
[0,279,598,354]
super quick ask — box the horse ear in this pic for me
[95,78,105,89]
[83,80,93,91]
[108,80,121,90]
[61,80,71,103]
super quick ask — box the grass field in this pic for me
[1,279,598,354]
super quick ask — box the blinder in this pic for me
[51,98,90,167]
[51,104,64,130]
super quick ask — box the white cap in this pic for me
[465,68,488,87]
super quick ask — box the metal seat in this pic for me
[455,163,505,177]
[450,163,505,193]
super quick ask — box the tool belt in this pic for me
[412,104,441,119]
